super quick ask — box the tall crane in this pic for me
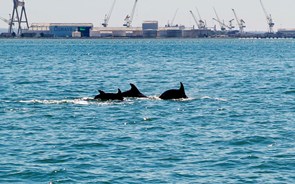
[102,0,116,27]
[213,8,225,31]
[123,0,138,28]
[213,18,234,30]
[9,0,29,35]
[229,19,235,30]
[190,10,201,29]
[190,10,206,29]
[0,14,14,32]
[260,0,275,33]
[232,9,246,33]
[195,7,206,29]
[166,9,179,27]
[171,9,179,27]
[0,15,12,25]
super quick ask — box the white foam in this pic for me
[201,96,228,102]
[20,97,132,106]
[20,98,94,105]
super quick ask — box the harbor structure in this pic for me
[11,21,294,39]
[142,21,158,38]
[277,29,295,37]
[9,0,29,35]
[102,0,116,27]
[90,26,142,38]
[49,23,92,37]
[123,0,138,28]
[0,0,294,39]
[260,0,275,33]
[24,23,93,37]
[232,9,246,34]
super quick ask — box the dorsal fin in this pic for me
[130,83,139,92]
[118,89,122,94]
[99,90,105,94]
[179,82,185,91]
[179,82,188,98]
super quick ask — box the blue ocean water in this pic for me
[0,38,294,183]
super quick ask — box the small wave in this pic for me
[3,108,30,113]
[148,96,196,101]
[19,97,128,106]
[20,98,91,105]
[201,96,228,101]
[71,142,108,148]
[147,96,161,100]
[284,90,295,95]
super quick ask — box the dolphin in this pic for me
[159,82,188,100]
[94,89,124,101]
[122,83,147,98]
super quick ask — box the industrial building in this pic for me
[90,27,142,38]
[277,29,295,38]
[49,23,93,37]
[142,21,158,38]
[25,23,93,38]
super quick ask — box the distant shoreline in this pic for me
[0,36,294,40]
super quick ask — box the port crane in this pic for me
[102,0,116,27]
[190,10,201,29]
[228,19,235,30]
[260,0,275,33]
[190,10,206,29]
[232,9,246,33]
[0,15,13,26]
[171,9,178,27]
[166,9,179,27]
[123,0,138,28]
[213,8,226,31]
[195,7,207,29]
[213,18,235,31]
[0,14,15,31]
[9,0,29,35]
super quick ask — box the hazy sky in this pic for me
[0,0,294,31]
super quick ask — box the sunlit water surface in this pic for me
[0,39,294,183]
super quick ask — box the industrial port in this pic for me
[0,0,294,39]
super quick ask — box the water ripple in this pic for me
[0,39,294,183]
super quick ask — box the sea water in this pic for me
[0,39,294,183]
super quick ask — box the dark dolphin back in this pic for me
[159,82,188,100]
[117,89,124,101]
[94,89,123,101]
[94,90,105,99]
[122,83,147,98]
